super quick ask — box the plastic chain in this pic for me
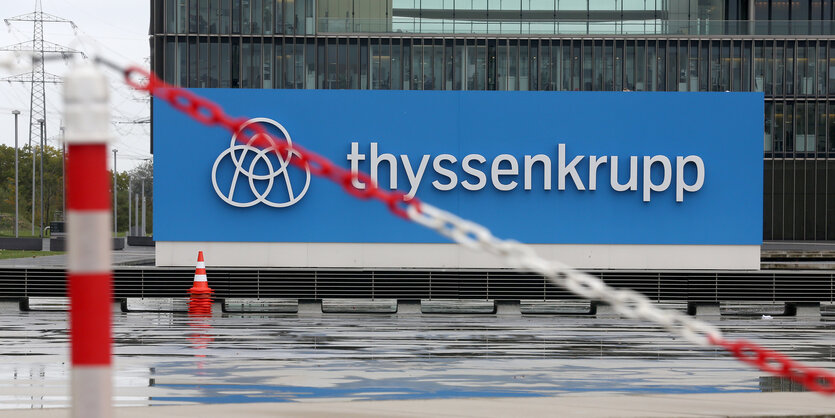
[123,66,416,220]
[119,64,835,395]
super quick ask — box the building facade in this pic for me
[149,0,835,241]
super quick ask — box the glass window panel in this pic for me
[792,0,810,20]
[241,39,251,88]
[188,37,198,86]
[394,40,403,90]
[689,42,699,91]
[766,41,774,95]
[678,41,687,91]
[294,42,304,88]
[167,0,178,32]
[488,40,499,90]
[210,0,219,33]
[656,41,665,91]
[360,38,368,89]
[255,39,264,88]
[647,41,656,91]
[275,39,284,88]
[284,0,295,34]
[232,0,241,33]
[412,39,422,90]
[252,0,262,34]
[551,41,561,91]
[305,41,314,88]
[571,41,580,91]
[220,38,230,87]
[230,39,239,87]
[786,41,795,95]
[539,41,551,90]
[711,41,721,91]
[720,40,730,91]
[444,40,453,90]
[818,42,827,95]
[220,0,231,33]
[785,102,795,152]
[530,41,539,91]
[339,39,348,89]
[198,37,209,87]
[808,102,818,152]
[765,101,773,152]
[264,0,272,33]
[455,40,465,90]
[275,0,284,33]
[371,40,381,89]
[283,38,293,88]
[635,41,645,91]
[199,0,209,33]
[583,40,593,91]
[754,41,764,92]
[242,0,251,34]
[189,0,199,33]
[796,102,807,151]
[518,41,528,90]
[667,41,677,91]
[775,102,784,152]
[818,101,827,153]
[732,41,741,91]
[165,39,176,84]
[435,40,444,90]
[742,41,751,92]
[327,39,337,88]
[592,41,602,90]
[423,41,434,90]
[315,38,324,88]
[507,40,517,90]
[614,40,623,91]
[604,41,613,91]
[350,39,359,89]
[402,39,411,90]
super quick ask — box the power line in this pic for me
[1,0,84,150]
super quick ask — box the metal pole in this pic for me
[127,177,131,236]
[64,62,113,418]
[141,178,145,236]
[12,110,20,238]
[31,118,35,236]
[134,194,139,237]
[39,119,44,238]
[62,126,66,222]
[112,149,117,236]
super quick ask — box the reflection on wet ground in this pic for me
[1,310,834,409]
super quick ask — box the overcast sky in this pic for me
[0,0,150,170]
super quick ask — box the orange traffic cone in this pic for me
[189,251,212,294]
[188,251,213,316]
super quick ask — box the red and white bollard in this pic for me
[64,62,113,418]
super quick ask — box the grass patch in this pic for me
[0,250,63,259]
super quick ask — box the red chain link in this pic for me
[124,66,417,219]
[122,65,835,396]
[709,335,835,394]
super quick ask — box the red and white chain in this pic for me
[103,60,835,395]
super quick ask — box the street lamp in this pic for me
[112,149,117,235]
[12,110,19,237]
[39,119,44,238]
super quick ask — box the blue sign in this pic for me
[153,90,763,245]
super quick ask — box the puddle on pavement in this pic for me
[1,311,834,408]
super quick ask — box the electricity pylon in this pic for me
[2,0,85,151]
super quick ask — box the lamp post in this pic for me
[112,149,117,235]
[39,119,44,238]
[12,110,20,237]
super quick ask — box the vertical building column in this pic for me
[63,62,113,418]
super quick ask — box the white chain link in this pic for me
[407,202,723,347]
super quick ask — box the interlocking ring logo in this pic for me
[211,117,311,208]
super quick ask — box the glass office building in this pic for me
[150,0,835,241]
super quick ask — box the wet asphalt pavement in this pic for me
[1,309,834,409]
